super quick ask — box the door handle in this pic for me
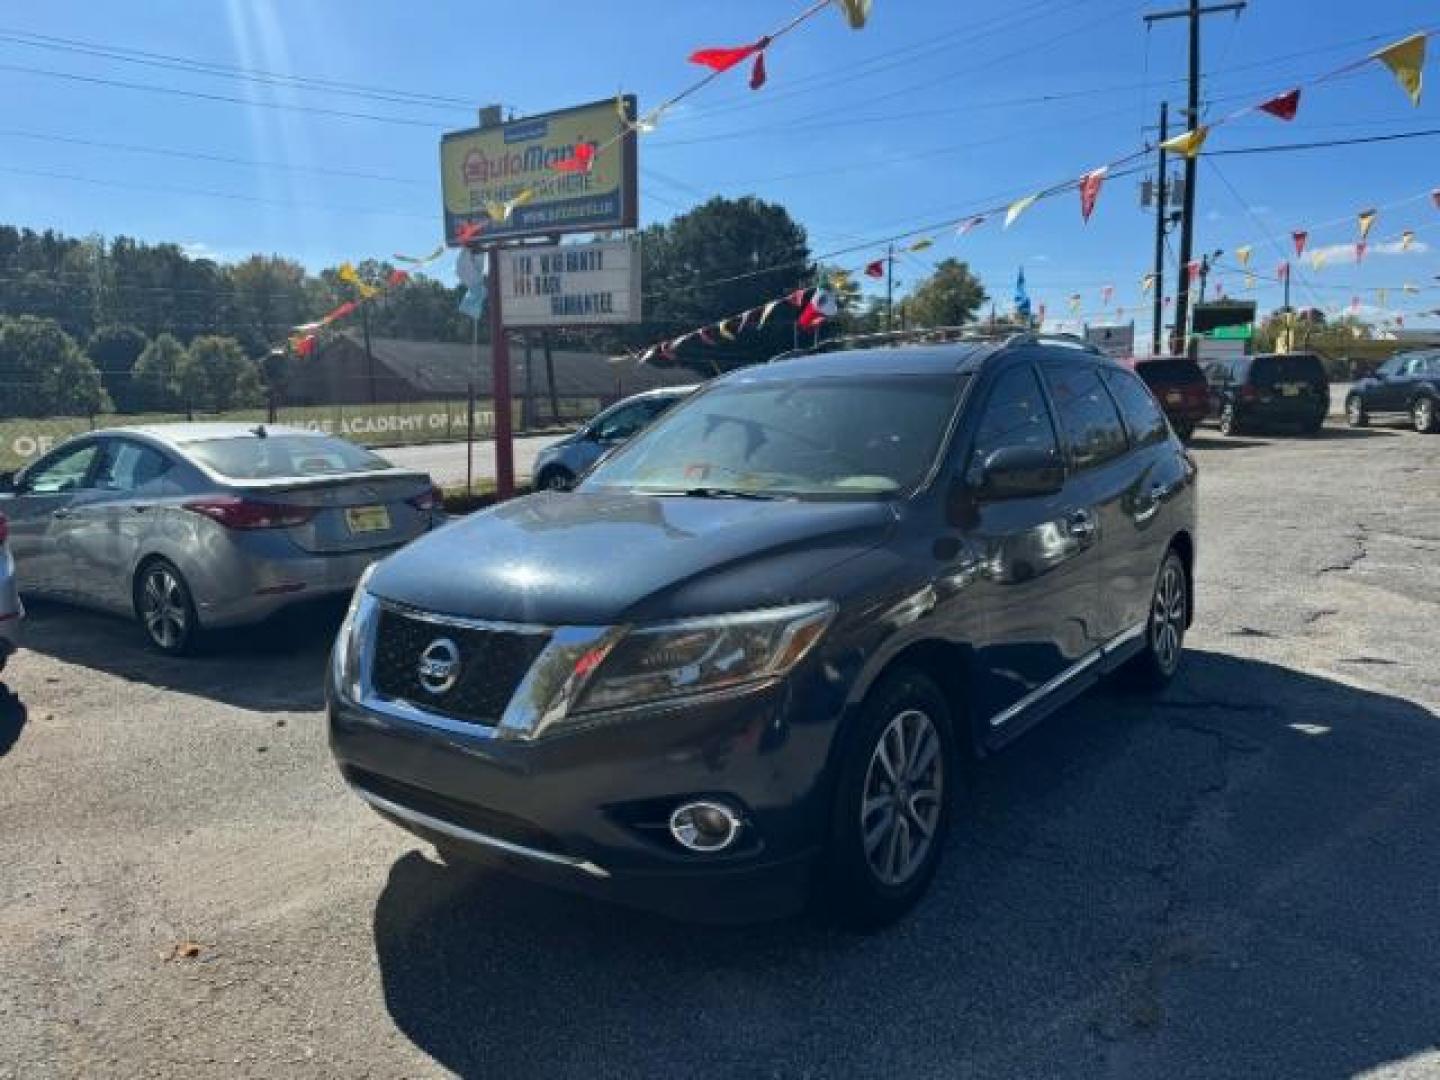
[1065,510,1096,540]
[131,505,150,514]
[51,507,71,520]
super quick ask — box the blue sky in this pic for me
[2,0,1437,336]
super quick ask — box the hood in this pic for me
[368,487,896,625]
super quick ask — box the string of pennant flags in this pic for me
[292,15,1433,360]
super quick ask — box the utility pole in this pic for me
[1144,0,1245,352]
[1151,101,1169,356]
[885,243,895,332]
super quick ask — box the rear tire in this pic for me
[1127,549,1188,690]
[538,467,575,492]
[1218,402,1243,437]
[822,668,957,930]
[134,558,199,656]
[1346,395,1368,428]
[1413,396,1439,434]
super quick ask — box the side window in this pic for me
[968,364,1061,474]
[1040,361,1130,471]
[595,402,650,442]
[1404,354,1429,376]
[1101,368,1169,448]
[95,441,173,493]
[21,442,101,495]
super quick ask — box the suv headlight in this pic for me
[332,563,380,703]
[573,601,835,715]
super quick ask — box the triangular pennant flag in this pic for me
[337,262,362,287]
[1371,33,1426,107]
[660,340,677,361]
[798,289,838,331]
[1277,261,1290,281]
[1186,259,1201,278]
[957,215,986,236]
[717,319,735,341]
[358,282,381,300]
[1355,241,1368,264]
[1245,274,1256,291]
[908,238,934,252]
[1079,167,1107,224]
[386,269,410,287]
[456,220,486,244]
[1004,194,1038,229]
[1357,208,1378,240]
[1236,245,1252,268]
[1257,87,1301,121]
[1101,284,1114,305]
[1311,250,1327,270]
[324,300,358,324]
[1292,230,1308,256]
[749,49,768,91]
[838,0,872,29]
[865,259,885,279]
[759,298,782,326]
[787,288,809,308]
[1159,126,1209,158]
[1141,273,1156,295]
[828,270,852,289]
[1402,230,1416,250]
[548,142,596,174]
[736,309,752,333]
[689,40,765,74]
[697,327,716,346]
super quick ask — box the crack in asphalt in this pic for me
[1317,526,1369,575]
[1303,608,1339,626]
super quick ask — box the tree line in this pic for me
[0,199,988,418]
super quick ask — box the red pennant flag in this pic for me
[549,142,596,174]
[698,328,716,346]
[660,340,677,361]
[294,334,317,358]
[456,220,486,244]
[787,288,809,308]
[387,269,410,287]
[749,50,768,91]
[1078,167,1107,224]
[1277,261,1290,281]
[690,39,765,73]
[324,300,358,324]
[798,289,838,331]
[1292,230,1308,256]
[1257,88,1301,121]
[1101,284,1114,304]
[865,259,885,279]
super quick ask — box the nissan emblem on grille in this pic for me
[417,638,461,694]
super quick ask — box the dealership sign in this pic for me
[441,97,638,245]
[498,240,641,327]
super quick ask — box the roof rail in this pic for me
[768,324,1106,364]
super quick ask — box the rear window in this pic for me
[1134,359,1206,385]
[1250,355,1326,386]
[185,434,390,479]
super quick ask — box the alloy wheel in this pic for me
[860,708,944,887]
[140,566,188,651]
[1347,397,1366,427]
[1219,404,1236,436]
[1150,559,1187,676]
[544,471,574,491]
[1415,398,1436,433]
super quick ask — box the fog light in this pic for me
[668,801,742,853]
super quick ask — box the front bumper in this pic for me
[328,666,840,923]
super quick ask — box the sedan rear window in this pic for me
[1251,355,1326,387]
[1135,359,1206,385]
[185,434,390,479]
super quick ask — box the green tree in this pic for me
[172,348,212,419]
[131,332,186,412]
[0,315,110,418]
[187,334,257,411]
[904,259,988,328]
[86,323,150,413]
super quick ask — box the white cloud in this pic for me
[180,241,221,261]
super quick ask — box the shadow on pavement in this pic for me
[371,650,1440,1079]
[0,682,27,756]
[18,598,343,712]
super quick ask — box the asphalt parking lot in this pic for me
[2,415,1438,1079]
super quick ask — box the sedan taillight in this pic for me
[185,497,316,530]
[407,485,444,512]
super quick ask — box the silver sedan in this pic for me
[0,423,441,654]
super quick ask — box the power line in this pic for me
[1203,128,1440,155]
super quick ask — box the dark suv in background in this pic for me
[1345,350,1440,433]
[329,334,1197,927]
[1202,352,1330,436]
[1123,356,1208,440]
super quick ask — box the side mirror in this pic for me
[973,445,1065,501]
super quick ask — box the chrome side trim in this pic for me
[987,620,1150,729]
[988,648,1102,728]
[350,784,611,880]
[376,599,551,636]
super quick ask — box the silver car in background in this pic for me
[0,510,23,672]
[0,423,441,654]
[531,385,697,491]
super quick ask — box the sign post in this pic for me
[487,247,515,500]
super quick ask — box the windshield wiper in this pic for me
[647,486,784,501]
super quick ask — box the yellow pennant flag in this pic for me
[337,262,362,286]
[1004,193,1039,229]
[717,320,735,341]
[485,200,508,222]
[358,283,380,300]
[1311,249,1327,270]
[1141,273,1156,294]
[908,238,934,253]
[828,270,852,289]
[1160,126,1209,158]
[1357,208,1378,240]
[1371,33,1426,107]
[1401,230,1415,250]
[758,298,782,327]
[1244,274,1256,291]
[1236,245,1252,268]
[837,0,872,29]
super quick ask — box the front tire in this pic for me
[134,559,199,656]
[1218,402,1242,437]
[1128,549,1188,689]
[1413,396,1439,434]
[1346,395,1369,428]
[823,668,956,930]
[538,467,575,492]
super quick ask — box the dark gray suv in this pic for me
[329,335,1197,927]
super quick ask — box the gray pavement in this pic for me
[1,413,1437,1078]
[380,433,565,488]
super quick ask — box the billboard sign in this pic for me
[441,97,638,245]
[498,240,641,327]
[1192,300,1257,336]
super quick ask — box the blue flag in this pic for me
[1014,267,1031,319]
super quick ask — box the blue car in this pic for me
[531,386,697,491]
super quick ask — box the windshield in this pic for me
[185,434,391,479]
[584,374,964,499]
[1251,355,1325,386]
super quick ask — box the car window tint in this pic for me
[185,434,388,479]
[595,402,651,441]
[1404,354,1429,376]
[1101,367,1170,448]
[24,442,100,494]
[1040,362,1130,470]
[1377,356,1404,377]
[1251,355,1325,386]
[969,365,1060,467]
[96,441,172,492]
[1137,359,1205,384]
